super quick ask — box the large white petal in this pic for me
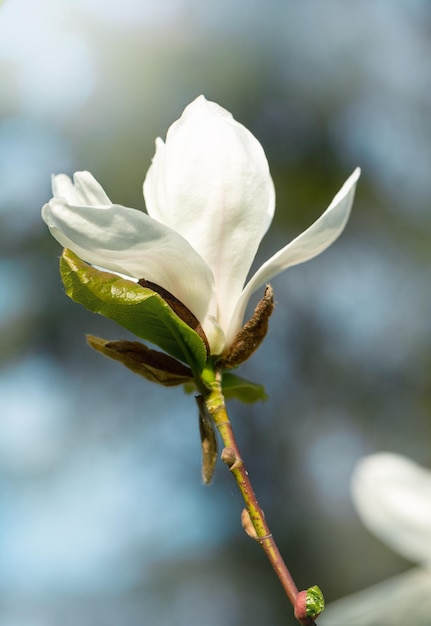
[53,171,112,206]
[320,567,431,626]
[42,196,217,328]
[225,168,360,346]
[144,95,275,332]
[352,453,431,564]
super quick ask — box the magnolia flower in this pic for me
[352,453,431,564]
[42,95,360,356]
[320,453,431,626]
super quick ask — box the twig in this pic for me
[202,369,319,626]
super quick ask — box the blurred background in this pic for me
[1,0,431,624]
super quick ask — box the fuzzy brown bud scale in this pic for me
[87,335,193,386]
[219,285,275,369]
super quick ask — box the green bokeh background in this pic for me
[1,1,431,624]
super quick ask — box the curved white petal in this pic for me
[144,95,275,332]
[320,567,431,626]
[225,168,360,346]
[352,453,431,564]
[42,195,217,329]
[53,171,112,206]
[201,315,226,356]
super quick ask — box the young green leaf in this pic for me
[221,372,268,404]
[60,249,207,374]
[306,586,325,618]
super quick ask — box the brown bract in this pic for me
[87,335,194,386]
[218,285,274,369]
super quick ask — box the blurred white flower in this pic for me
[352,453,431,564]
[321,452,431,626]
[42,95,360,355]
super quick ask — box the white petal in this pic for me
[42,196,217,328]
[352,453,431,564]
[52,171,112,206]
[144,95,275,332]
[226,168,360,346]
[320,567,431,626]
[201,315,226,356]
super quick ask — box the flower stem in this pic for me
[203,369,317,626]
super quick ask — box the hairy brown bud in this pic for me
[219,285,275,369]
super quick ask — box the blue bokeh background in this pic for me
[1,1,431,624]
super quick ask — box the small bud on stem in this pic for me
[294,586,324,625]
[221,446,237,467]
[241,507,258,539]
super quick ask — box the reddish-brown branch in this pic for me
[204,376,319,626]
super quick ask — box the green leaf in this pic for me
[60,249,207,373]
[306,586,325,618]
[221,372,268,403]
